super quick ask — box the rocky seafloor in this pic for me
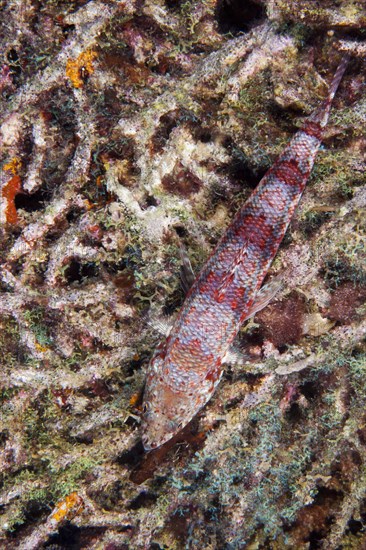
[0,0,365,548]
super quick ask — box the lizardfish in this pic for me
[141,54,349,450]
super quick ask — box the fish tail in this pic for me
[309,53,350,128]
[327,53,350,103]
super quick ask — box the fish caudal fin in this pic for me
[309,54,350,128]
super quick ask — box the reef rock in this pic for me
[0,0,365,548]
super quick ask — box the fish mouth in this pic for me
[142,434,154,451]
[142,430,167,451]
[142,427,176,451]
[141,423,160,451]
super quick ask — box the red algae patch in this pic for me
[161,162,203,197]
[328,282,366,323]
[3,175,21,224]
[256,292,306,348]
[3,158,22,224]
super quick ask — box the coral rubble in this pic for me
[0,0,365,548]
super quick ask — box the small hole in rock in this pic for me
[197,129,212,143]
[144,194,159,207]
[14,188,53,212]
[347,518,364,535]
[174,225,188,238]
[44,522,81,547]
[116,441,145,468]
[285,402,302,423]
[64,259,99,285]
[222,140,266,188]
[216,0,265,35]
[23,499,49,523]
[7,48,22,85]
[165,0,184,11]
[128,491,157,510]
[300,381,318,400]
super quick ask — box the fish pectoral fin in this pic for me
[179,243,196,294]
[145,312,174,336]
[223,345,247,366]
[242,276,283,321]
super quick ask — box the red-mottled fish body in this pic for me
[142,56,349,450]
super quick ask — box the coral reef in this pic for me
[0,0,365,548]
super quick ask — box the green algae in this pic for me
[0,0,365,547]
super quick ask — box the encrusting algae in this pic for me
[0,0,365,547]
[66,50,98,89]
[2,157,22,224]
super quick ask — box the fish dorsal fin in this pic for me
[179,244,196,294]
[145,313,173,336]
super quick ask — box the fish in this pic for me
[141,54,350,451]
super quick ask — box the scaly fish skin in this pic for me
[142,55,349,451]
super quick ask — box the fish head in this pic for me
[141,357,194,450]
[141,384,189,451]
[141,349,222,450]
